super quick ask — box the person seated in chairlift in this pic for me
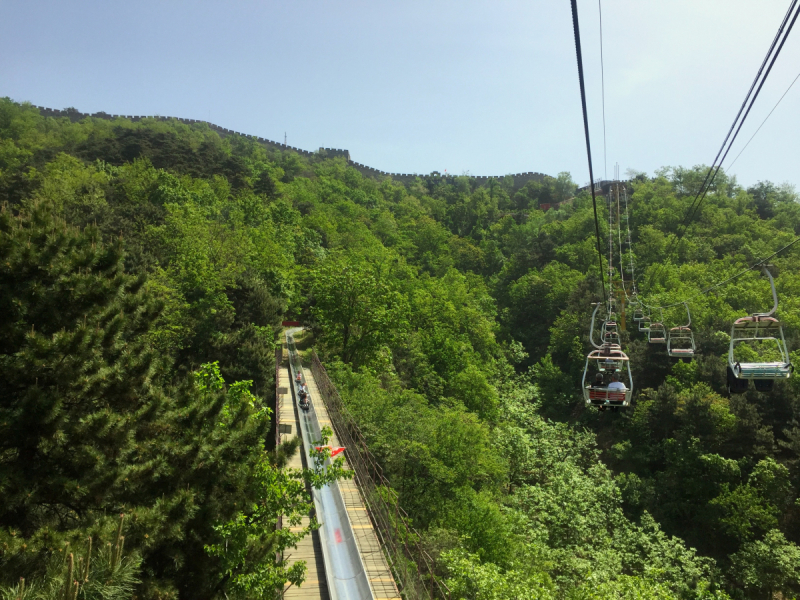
[607,372,626,390]
[592,373,605,387]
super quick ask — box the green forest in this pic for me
[1,99,799,599]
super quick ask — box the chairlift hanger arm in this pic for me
[589,303,602,349]
[758,265,779,317]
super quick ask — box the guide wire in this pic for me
[682,1,800,231]
[678,0,799,238]
[617,188,626,296]
[623,185,637,296]
[728,69,800,169]
[571,0,608,305]
[642,0,800,297]
[599,0,608,181]
[640,235,800,312]
[608,188,615,312]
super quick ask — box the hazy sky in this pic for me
[2,0,799,188]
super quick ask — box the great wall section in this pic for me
[32,105,549,191]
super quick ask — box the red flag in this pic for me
[314,445,345,457]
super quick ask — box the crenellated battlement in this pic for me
[32,106,548,189]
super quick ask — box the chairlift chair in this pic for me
[638,308,651,332]
[668,303,696,358]
[727,267,793,394]
[583,304,633,408]
[602,320,620,346]
[627,295,645,322]
[648,310,666,344]
[582,348,633,408]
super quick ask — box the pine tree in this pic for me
[0,202,272,596]
[0,201,166,537]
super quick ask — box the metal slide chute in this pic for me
[285,331,374,600]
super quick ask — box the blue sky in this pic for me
[2,0,799,188]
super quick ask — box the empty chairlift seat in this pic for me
[668,326,695,357]
[667,304,695,358]
[648,322,666,344]
[729,316,792,380]
[602,320,620,346]
[727,267,794,394]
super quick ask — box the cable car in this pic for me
[727,267,793,393]
[668,303,696,358]
[583,304,633,409]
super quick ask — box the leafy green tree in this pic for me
[311,257,407,365]
[204,426,351,600]
[0,201,284,597]
[4,98,800,599]
[440,548,556,600]
[728,529,800,599]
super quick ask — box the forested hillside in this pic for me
[1,99,799,600]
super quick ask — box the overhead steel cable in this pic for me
[681,1,800,231]
[570,0,608,305]
[598,0,608,180]
[642,0,800,297]
[616,187,628,297]
[640,235,800,312]
[608,188,614,301]
[678,0,799,238]
[728,69,800,169]
[623,185,637,296]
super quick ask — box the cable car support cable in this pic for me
[728,68,800,169]
[678,0,800,239]
[570,0,608,306]
[598,0,608,181]
[623,185,637,297]
[639,235,800,312]
[640,0,799,298]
